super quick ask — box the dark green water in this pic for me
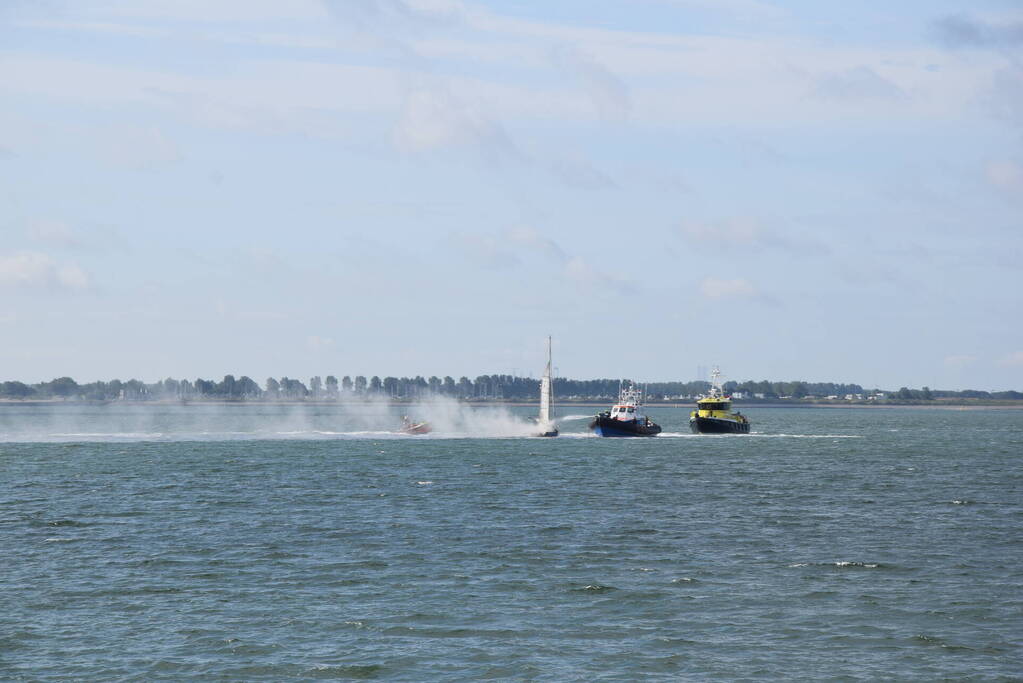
[2,405,1021,680]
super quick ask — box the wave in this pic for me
[788,561,883,569]
[748,433,862,439]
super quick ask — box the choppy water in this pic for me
[2,404,1021,680]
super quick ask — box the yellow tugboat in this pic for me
[690,368,750,434]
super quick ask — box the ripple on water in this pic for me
[572,584,618,593]
[3,407,1022,680]
[304,663,386,679]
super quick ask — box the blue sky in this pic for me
[1,0,1021,390]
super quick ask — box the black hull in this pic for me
[690,416,750,434]
[589,415,661,437]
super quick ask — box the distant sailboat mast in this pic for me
[539,336,554,426]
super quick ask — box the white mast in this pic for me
[539,336,554,425]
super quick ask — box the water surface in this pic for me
[2,405,1021,680]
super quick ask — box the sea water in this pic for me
[2,404,1021,680]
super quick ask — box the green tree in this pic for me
[219,374,237,397]
[237,376,261,398]
[0,381,35,398]
[162,378,181,398]
[48,376,79,400]
[124,379,147,399]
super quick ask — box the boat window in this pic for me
[627,407,635,413]
[701,402,729,411]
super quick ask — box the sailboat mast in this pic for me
[547,336,554,417]
[539,336,555,425]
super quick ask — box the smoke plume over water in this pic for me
[0,394,548,442]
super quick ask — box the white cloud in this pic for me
[699,277,756,299]
[28,220,81,248]
[453,228,633,294]
[564,256,635,294]
[810,66,906,101]
[0,251,92,291]
[449,232,521,269]
[84,0,329,23]
[679,217,764,246]
[307,335,335,350]
[548,158,617,190]
[986,160,1023,194]
[392,86,516,161]
[998,351,1023,367]
[932,14,1023,49]
[322,0,465,30]
[943,354,977,367]
[26,220,128,253]
[677,217,816,253]
[987,65,1023,130]
[551,45,631,122]
[506,226,566,262]
[99,125,182,169]
[0,6,993,139]
[650,0,786,21]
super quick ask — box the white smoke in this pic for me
[0,392,559,442]
[400,393,538,437]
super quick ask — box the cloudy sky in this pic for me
[1,0,1021,390]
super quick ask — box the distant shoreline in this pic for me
[2,398,1021,409]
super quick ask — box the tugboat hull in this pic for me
[690,416,749,434]
[589,416,662,437]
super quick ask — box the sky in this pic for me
[1,0,1021,390]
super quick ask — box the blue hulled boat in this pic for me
[589,382,661,437]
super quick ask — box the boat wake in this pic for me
[749,433,862,439]
[1,425,866,443]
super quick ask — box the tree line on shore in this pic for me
[1,375,1020,402]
